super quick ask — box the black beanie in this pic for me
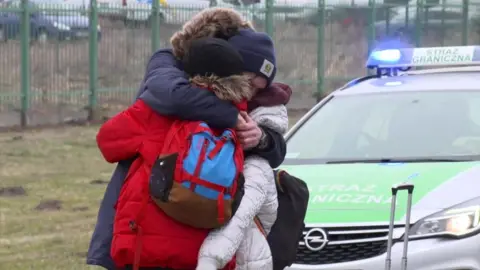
[228,29,276,86]
[183,37,245,78]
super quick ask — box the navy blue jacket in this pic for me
[86,49,286,270]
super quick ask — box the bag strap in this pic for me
[254,216,267,237]
[254,169,286,238]
[275,169,285,193]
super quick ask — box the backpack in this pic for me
[149,120,245,229]
[255,169,309,270]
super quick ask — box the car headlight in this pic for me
[409,196,480,238]
[53,22,71,31]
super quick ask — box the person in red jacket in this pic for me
[96,37,256,270]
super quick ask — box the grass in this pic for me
[0,125,113,270]
[0,113,305,269]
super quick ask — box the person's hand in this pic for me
[236,111,262,150]
[236,113,247,128]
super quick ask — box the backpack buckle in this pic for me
[208,137,228,159]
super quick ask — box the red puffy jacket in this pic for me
[96,99,237,270]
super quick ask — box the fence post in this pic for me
[88,0,98,121]
[385,6,390,35]
[265,0,273,37]
[462,0,469,45]
[20,0,30,127]
[404,3,409,29]
[441,0,446,46]
[151,0,160,53]
[367,0,376,53]
[367,0,376,75]
[316,0,325,102]
[414,0,422,46]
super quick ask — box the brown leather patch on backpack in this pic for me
[152,183,233,229]
[149,153,244,229]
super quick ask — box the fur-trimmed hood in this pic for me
[170,7,254,60]
[190,74,253,104]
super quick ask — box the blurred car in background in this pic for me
[0,0,101,42]
[120,0,399,28]
[54,0,125,19]
[122,0,333,27]
[122,0,269,26]
[215,0,327,25]
[282,0,385,26]
[375,0,480,39]
[123,0,204,26]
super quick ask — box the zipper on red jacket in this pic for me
[129,220,144,270]
[130,175,150,270]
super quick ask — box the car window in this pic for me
[286,91,480,161]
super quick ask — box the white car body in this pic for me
[283,63,480,270]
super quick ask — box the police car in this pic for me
[281,45,480,270]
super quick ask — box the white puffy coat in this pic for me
[196,105,288,270]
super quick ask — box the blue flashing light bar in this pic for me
[366,45,480,69]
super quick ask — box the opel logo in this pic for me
[304,228,328,251]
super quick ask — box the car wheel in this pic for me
[36,29,48,44]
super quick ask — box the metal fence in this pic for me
[0,0,479,127]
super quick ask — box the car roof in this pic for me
[335,66,480,96]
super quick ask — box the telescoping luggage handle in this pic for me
[385,182,414,270]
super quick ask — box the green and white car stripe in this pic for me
[280,162,480,224]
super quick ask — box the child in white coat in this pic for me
[196,105,288,270]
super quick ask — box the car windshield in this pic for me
[286,90,480,163]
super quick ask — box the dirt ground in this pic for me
[0,113,304,269]
[0,126,113,269]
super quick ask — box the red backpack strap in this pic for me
[162,120,184,153]
[230,130,244,197]
[160,120,192,182]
